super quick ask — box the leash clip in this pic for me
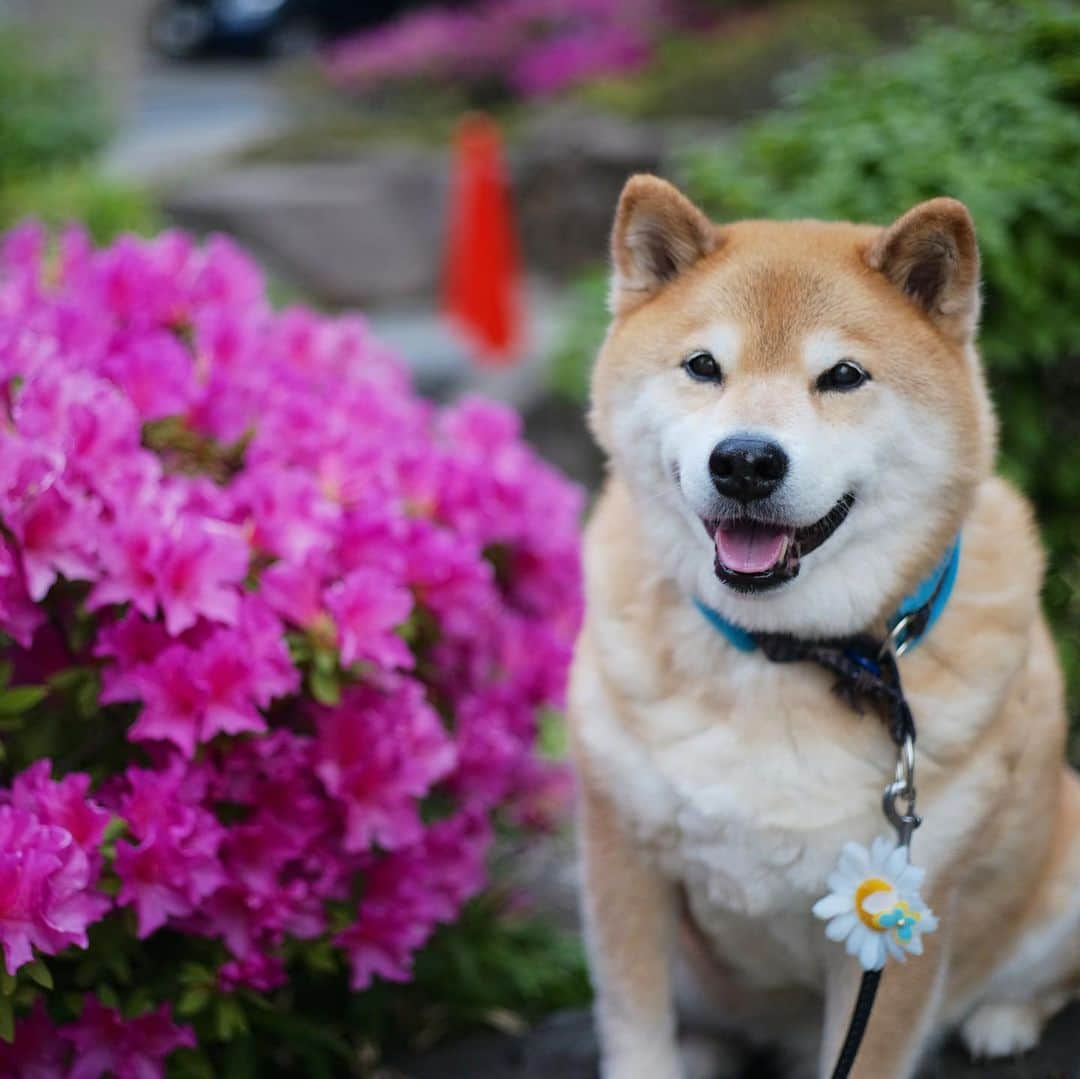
[881,612,917,659]
[882,734,920,847]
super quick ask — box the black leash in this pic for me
[739,581,948,1078]
[753,630,914,1079]
[831,969,883,1079]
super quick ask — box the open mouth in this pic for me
[706,494,855,593]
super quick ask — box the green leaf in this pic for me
[0,968,14,997]
[102,817,128,844]
[312,646,337,675]
[0,996,12,1043]
[176,986,211,1018]
[309,666,341,707]
[223,1035,258,1079]
[215,996,248,1041]
[169,1048,216,1079]
[0,685,47,716]
[24,958,51,989]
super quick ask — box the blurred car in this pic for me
[147,0,430,59]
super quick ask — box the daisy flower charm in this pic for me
[813,836,938,971]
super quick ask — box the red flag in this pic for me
[442,114,524,365]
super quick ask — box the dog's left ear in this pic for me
[867,197,981,345]
[609,174,717,314]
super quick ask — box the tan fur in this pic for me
[571,176,1078,1078]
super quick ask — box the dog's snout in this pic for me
[709,436,788,502]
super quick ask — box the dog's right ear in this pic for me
[609,175,717,314]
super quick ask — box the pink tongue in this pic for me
[715,521,790,574]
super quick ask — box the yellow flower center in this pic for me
[854,877,895,930]
[854,879,923,934]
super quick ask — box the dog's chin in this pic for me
[704,494,855,595]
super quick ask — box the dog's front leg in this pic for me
[580,774,683,1079]
[819,927,949,1079]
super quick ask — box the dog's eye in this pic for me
[684,351,722,383]
[817,360,869,392]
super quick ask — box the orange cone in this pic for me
[442,114,524,366]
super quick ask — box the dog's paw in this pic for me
[960,1002,1042,1059]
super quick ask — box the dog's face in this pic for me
[591,177,996,637]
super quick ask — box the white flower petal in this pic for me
[826,912,858,942]
[816,838,939,972]
[885,845,909,880]
[897,864,925,892]
[845,926,867,957]
[813,894,854,920]
[884,935,907,963]
[870,835,894,870]
[827,870,854,894]
[860,931,886,971]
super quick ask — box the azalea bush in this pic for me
[323,0,714,101]
[0,223,582,1074]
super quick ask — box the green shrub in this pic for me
[0,26,156,244]
[550,270,611,403]
[0,28,108,190]
[0,167,159,242]
[581,0,955,122]
[683,0,1080,713]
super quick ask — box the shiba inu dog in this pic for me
[570,175,1080,1078]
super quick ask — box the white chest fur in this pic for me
[576,604,925,987]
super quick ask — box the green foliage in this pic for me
[0,29,107,191]
[550,270,610,403]
[0,27,156,242]
[581,0,956,122]
[0,168,159,243]
[684,0,1080,712]
[353,894,591,1063]
[26,893,587,1076]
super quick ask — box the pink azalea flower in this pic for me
[6,483,100,602]
[64,998,195,1079]
[86,509,163,619]
[113,765,225,937]
[336,811,490,989]
[259,557,326,627]
[101,326,196,422]
[127,644,207,757]
[156,516,249,636]
[315,680,455,852]
[0,806,110,975]
[1,1001,68,1079]
[235,594,300,704]
[8,761,111,860]
[93,612,171,704]
[218,951,287,993]
[0,537,43,646]
[194,629,267,740]
[324,568,414,670]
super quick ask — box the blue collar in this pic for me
[695,537,962,656]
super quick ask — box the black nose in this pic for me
[709,436,789,502]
